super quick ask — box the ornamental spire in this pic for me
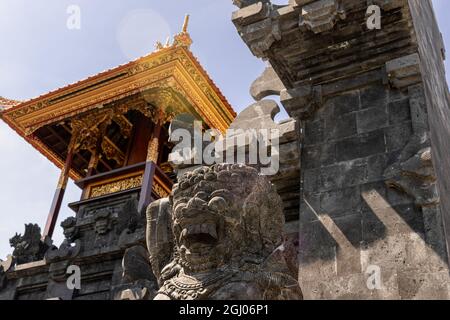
[182,14,190,33]
[173,14,193,48]
[154,15,193,51]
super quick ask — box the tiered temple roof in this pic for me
[0,16,236,239]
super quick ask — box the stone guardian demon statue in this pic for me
[146,164,302,300]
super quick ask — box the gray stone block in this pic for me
[325,112,357,141]
[250,66,286,101]
[320,187,361,218]
[384,122,413,152]
[319,160,367,191]
[302,143,336,169]
[330,91,360,114]
[336,130,386,162]
[388,99,411,124]
[360,84,388,110]
[304,119,324,145]
[357,107,389,134]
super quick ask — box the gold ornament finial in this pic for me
[165,36,171,47]
[173,14,193,48]
[182,14,190,33]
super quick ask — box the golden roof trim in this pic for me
[0,27,236,177]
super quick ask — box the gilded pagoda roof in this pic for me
[0,26,236,177]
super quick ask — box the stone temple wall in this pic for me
[408,0,450,267]
[232,0,450,299]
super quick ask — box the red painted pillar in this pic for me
[43,140,76,239]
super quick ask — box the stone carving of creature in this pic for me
[147,164,302,300]
[9,224,52,265]
[94,208,114,235]
[45,217,81,262]
[62,217,79,242]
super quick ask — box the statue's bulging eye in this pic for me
[194,192,209,201]
[174,203,187,218]
[208,197,228,213]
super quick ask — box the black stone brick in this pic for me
[336,131,386,162]
[325,112,358,141]
[360,84,388,109]
[388,99,411,124]
[357,107,389,134]
[304,119,324,146]
[331,91,360,114]
[385,122,414,152]
[320,187,361,218]
[319,160,367,192]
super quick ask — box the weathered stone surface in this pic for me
[280,85,322,120]
[0,255,13,273]
[234,0,450,297]
[299,0,347,34]
[408,0,450,270]
[114,246,158,300]
[147,164,303,300]
[368,0,405,11]
[250,66,286,101]
[45,217,81,262]
[384,147,439,207]
[232,0,270,9]
[386,54,422,89]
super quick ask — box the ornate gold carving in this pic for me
[57,167,69,190]
[101,137,125,166]
[113,114,133,139]
[71,111,113,152]
[10,49,233,136]
[153,174,172,199]
[173,15,192,48]
[87,171,170,199]
[89,175,143,199]
[147,137,160,163]
[153,181,170,198]
[2,37,236,177]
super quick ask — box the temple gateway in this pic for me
[1,0,450,300]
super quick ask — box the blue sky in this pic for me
[0,0,449,258]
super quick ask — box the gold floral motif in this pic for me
[89,175,143,199]
[88,174,170,199]
[113,114,133,138]
[147,137,160,163]
[153,181,170,198]
[71,111,114,152]
[2,40,236,177]
[101,137,125,166]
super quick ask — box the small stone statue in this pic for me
[9,224,52,265]
[45,217,81,262]
[147,164,302,300]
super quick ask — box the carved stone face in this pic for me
[61,217,78,242]
[170,164,284,273]
[172,189,229,271]
[93,208,113,235]
[94,218,110,235]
